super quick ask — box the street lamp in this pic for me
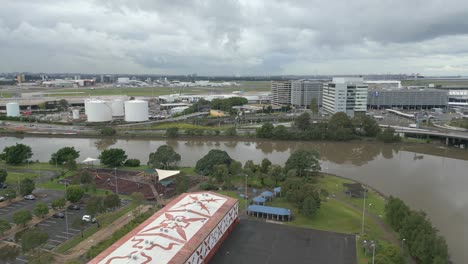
[65,183,69,240]
[361,188,367,235]
[370,241,376,264]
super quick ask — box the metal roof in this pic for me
[89,192,238,264]
[253,196,266,203]
[248,205,291,216]
[261,191,274,197]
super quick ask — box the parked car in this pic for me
[68,204,80,210]
[24,194,36,200]
[0,196,5,202]
[0,183,7,189]
[52,212,65,218]
[82,215,96,223]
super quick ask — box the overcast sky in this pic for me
[1,0,468,76]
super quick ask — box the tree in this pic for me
[195,150,233,176]
[98,148,128,167]
[260,158,272,173]
[1,187,16,201]
[80,171,93,184]
[294,112,311,131]
[301,195,320,217]
[103,193,121,211]
[49,147,80,166]
[224,126,237,136]
[0,244,20,262]
[0,218,11,235]
[0,169,7,183]
[66,185,85,203]
[0,143,33,165]
[282,177,321,211]
[124,159,140,167]
[272,125,290,139]
[175,174,189,194]
[385,196,410,231]
[212,164,230,183]
[51,197,66,209]
[353,115,381,137]
[328,112,355,140]
[166,127,179,138]
[100,127,116,136]
[13,210,32,226]
[21,227,48,252]
[148,145,181,169]
[378,127,401,143]
[229,161,242,176]
[243,160,257,172]
[284,149,321,177]
[19,178,35,196]
[256,123,274,138]
[34,202,49,218]
[268,165,284,185]
[372,244,403,264]
[86,196,105,216]
[310,98,319,114]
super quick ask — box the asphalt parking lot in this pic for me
[0,190,64,224]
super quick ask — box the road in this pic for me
[0,190,64,223]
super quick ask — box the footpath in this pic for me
[56,204,152,263]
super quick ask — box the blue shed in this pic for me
[261,191,274,201]
[247,205,291,221]
[253,196,266,205]
[273,187,281,196]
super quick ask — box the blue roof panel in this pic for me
[253,196,266,203]
[261,191,274,197]
[273,187,281,193]
[248,205,291,216]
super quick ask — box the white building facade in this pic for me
[322,77,368,117]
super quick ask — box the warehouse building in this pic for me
[89,192,238,264]
[367,88,448,109]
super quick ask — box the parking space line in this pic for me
[16,258,28,262]
[38,223,51,227]
[56,235,67,239]
[45,220,57,224]
[50,239,64,243]
[62,231,76,236]
[69,228,80,232]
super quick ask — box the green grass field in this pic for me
[44,81,271,98]
[4,172,38,185]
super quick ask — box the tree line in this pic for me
[385,196,449,263]
[257,112,401,143]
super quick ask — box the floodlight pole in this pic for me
[361,188,367,235]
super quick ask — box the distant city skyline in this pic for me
[1,1,468,76]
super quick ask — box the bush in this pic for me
[100,127,116,136]
[200,182,218,190]
[124,159,140,167]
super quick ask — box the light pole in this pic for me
[371,241,376,264]
[401,238,406,262]
[65,184,69,240]
[361,188,367,235]
[114,168,118,194]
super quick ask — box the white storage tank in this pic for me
[84,98,91,116]
[6,102,20,117]
[72,109,80,119]
[87,100,112,122]
[111,99,125,116]
[124,100,148,122]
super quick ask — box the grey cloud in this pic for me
[1,0,468,75]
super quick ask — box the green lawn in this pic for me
[4,172,38,185]
[216,190,246,211]
[0,162,62,172]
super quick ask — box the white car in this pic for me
[0,196,5,202]
[82,215,96,223]
[24,194,36,200]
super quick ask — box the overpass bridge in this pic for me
[382,125,468,145]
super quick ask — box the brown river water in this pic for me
[0,137,467,263]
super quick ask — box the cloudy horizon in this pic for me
[1,0,468,76]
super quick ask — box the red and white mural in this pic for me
[97,193,230,264]
[185,202,238,264]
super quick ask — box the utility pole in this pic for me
[361,188,367,235]
[114,167,118,194]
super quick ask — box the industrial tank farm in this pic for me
[124,100,148,122]
[111,99,125,117]
[86,100,112,122]
[6,102,20,117]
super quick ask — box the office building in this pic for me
[291,80,323,108]
[322,77,368,117]
[271,81,292,106]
